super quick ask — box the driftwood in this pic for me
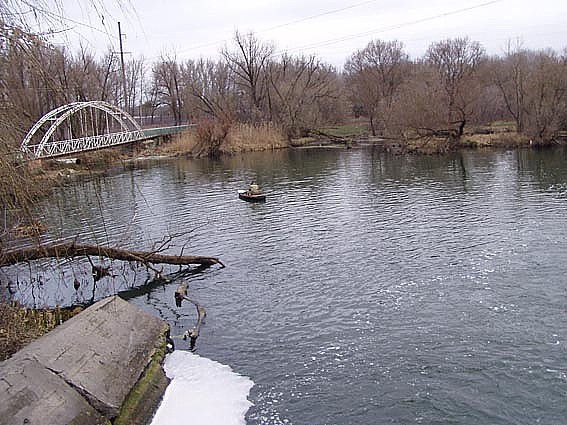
[0,242,225,269]
[307,129,349,143]
[416,127,459,138]
[174,280,206,350]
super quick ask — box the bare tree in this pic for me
[389,60,446,137]
[221,31,274,122]
[181,58,236,121]
[268,54,338,137]
[125,56,146,117]
[491,40,529,132]
[523,49,567,141]
[344,40,409,136]
[151,53,184,125]
[426,37,485,137]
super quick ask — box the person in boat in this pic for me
[248,182,261,195]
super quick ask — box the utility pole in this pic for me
[118,22,128,113]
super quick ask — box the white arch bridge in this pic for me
[20,101,189,160]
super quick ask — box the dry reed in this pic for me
[0,302,82,361]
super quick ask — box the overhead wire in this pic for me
[273,0,504,56]
[28,0,509,64]
[39,7,118,53]
[159,0,384,58]
[32,0,559,66]
[259,0,381,33]
[147,0,505,62]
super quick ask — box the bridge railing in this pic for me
[23,130,144,159]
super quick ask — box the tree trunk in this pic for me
[458,119,466,137]
[369,115,376,136]
[0,242,224,269]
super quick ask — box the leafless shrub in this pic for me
[192,118,232,158]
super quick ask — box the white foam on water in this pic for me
[150,350,254,425]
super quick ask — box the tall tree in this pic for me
[426,37,485,137]
[181,58,236,121]
[492,40,529,133]
[151,53,184,125]
[268,54,338,137]
[221,31,274,122]
[524,50,567,141]
[344,39,409,136]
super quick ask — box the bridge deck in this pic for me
[23,125,192,159]
[139,125,191,140]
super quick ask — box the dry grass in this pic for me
[462,132,530,148]
[155,122,288,157]
[0,302,82,361]
[405,137,453,155]
[223,122,288,153]
[155,131,199,157]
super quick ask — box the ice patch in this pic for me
[151,350,254,425]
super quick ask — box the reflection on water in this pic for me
[4,146,567,424]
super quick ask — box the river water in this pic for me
[6,146,567,424]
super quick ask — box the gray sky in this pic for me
[47,0,567,66]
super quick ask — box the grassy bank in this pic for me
[0,302,82,361]
[154,121,288,158]
[462,132,532,148]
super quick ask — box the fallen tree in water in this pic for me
[0,242,225,271]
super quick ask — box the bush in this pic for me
[191,119,287,157]
[193,118,232,158]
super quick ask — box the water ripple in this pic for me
[9,147,567,425]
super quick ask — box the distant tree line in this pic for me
[345,38,567,143]
[1,23,567,151]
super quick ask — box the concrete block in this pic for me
[1,296,169,423]
[0,356,108,425]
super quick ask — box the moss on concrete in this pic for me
[113,332,171,425]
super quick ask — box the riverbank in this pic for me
[153,121,289,158]
[25,122,558,181]
[0,302,82,361]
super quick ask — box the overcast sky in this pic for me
[46,0,567,67]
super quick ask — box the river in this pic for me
[5,146,567,424]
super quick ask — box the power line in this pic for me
[39,8,118,38]
[158,0,504,62]
[274,0,504,56]
[20,6,120,54]
[169,0,383,57]
[259,0,381,33]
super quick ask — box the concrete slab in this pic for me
[0,356,108,425]
[1,295,170,424]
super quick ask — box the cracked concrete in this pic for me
[0,296,170,424]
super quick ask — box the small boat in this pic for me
[238,189,266,202]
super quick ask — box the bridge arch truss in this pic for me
[20,101,143,159]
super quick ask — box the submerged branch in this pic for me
[175,280,206,350]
